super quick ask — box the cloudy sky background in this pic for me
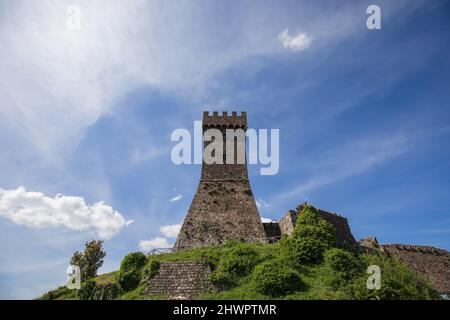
[0,0,449,299]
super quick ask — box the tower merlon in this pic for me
[203,111,247,129]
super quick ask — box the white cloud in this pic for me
[261,217,273,223]
[0,186,131,239]
[278,28,312,52]
[160,224,181,238]
[139,237,171,251]
[169,194,183,202]
[256,198,269,209]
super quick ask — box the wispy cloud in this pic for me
[256,198,270,209]
[0,186,131,239]
[169,194,183,202]
[278,28,312,51]
[0,0,386,164]
[273,133,410,203]
[131,146,168,164]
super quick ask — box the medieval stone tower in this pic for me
[173,111,267,251]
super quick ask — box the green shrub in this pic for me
[120,252,147,271]
[324,248,362,279]
[319,248,364,290]
[94,282,120,300]
[350,254,438,300]
[142,259,160,280]
[252,260,304,297]
[210,268,237,290]
[281,205,335,264]
[38,286,76,300]
[210,244,260,288]
[118,252,147,292]
[222,244,260,275]
[78,279,119,300]
[79,279,97,300]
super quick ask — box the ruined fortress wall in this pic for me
[316,209,358,249]
[295,204,358,249]
[278,210,297,236]
[263,204,358,250]
[173,112,267,251]
[143,261,213,298]
[380,244,450,293]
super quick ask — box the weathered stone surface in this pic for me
[173,112,266,251]
[359,236,379,249]
[143,261,213,299]
[278,210,297,235]
[380,244,450,294]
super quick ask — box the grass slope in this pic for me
[39,206,439,300]
[39,241,438,300]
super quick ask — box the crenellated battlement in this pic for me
[203,111,247,129]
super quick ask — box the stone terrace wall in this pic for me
[380,244,450,293]
[143,261,213,299]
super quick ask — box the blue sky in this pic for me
[0,0,449,299]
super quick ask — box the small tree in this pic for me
[70,240,106,282]
[281,205,336,264]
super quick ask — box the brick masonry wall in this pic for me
[143,261,214,299]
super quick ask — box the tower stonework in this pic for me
[173,111,267,251]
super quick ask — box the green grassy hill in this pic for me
[39,206,439,300]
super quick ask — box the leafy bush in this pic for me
[38,286,76,300]
[319,248,364,290]
[252,260,304,297]
[79,279,97,300]
[118,252,147,292]
[78,279,119,300]
[210,268,237,290]
[142,259,161,280]
[281,206,335,264]
[324,248,362,279]
[222,244,260,275]
[210,244,260,288]
[350,254,438,300]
